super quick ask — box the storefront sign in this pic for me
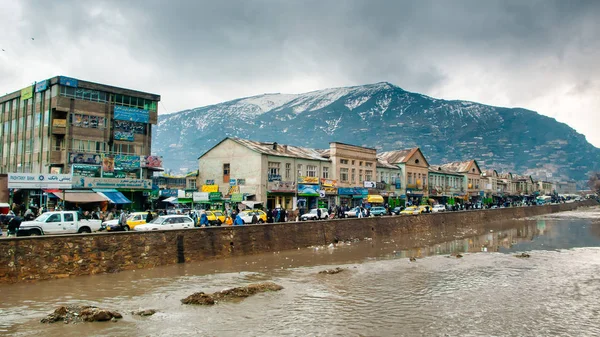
[35,80,48,93]
[201,184,219,192]
[205,180,215,185]
[338,187,368,196]
[323,187,337,195]
[209,192,222,200]
[193,192,209,201]
[114,154,140,170]
[114,131,134,141]
[231,193,244,202]
[72,164,102,177]
[268,174,282,182]
[268,181,296,193]
[320,178,337,187]
[363,181,376,188]
[114,105,149,123]
[229,179,237,186]
[141,156,163,168]
[8,173,73,189]
[52,119,67,127]
[298,184,319,196]
[20,86,33,100]
[298,176,319,184]
[160,189,178,197]
[83,178,151,190]
[228,186,240,194]
[59,76,78,88]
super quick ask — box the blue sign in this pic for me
[35,80,48,93]
[114,105,149,123]
[338,187,368,196]
[298,184,319,197]
[114,131,135,141]
[229,179,237,186]
[59,76,78,88]
[160,189,178,197]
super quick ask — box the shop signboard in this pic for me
[337,187,368,196]
[229,179,237,186]
[228,186,240,194]
[8,173,73,189]
[59,76,78,88]
[193,192,209,202]
[72,164,102,177]
[114,105,149,123]
[363,181,376,188]
[114,131,135,141]
[160,189,178,197]
[298,176,319,184]
[323,187,337,195]
[268,181,296,193]
[201,185,219,192]
[35,80,48,93]
[114,154,140,170]
[141,156,163,168]
[205,180,215,185]
[83,178,151,190]
[320,178,337,187]
[298,184,319,197]
[231,193,244,202]
[268,174,281,182]
[209,192,222,200]
[20,86,33,100]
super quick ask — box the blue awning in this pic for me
[99,191,132,204]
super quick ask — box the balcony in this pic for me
[52,119,67,135]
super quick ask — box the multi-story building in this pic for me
[428,165,465,202]
[555,181,577,194]
[377,148,430,203]
[498,172,515,196]
[0,76,160,208]
[481,169,499,198]
[536,180,553,195]
[514,175,535,195]
[439,160,483,202]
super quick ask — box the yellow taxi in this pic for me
[206,210,226,225]
[106,211,155,231]
[400,206,422,215]
[240,209,267,223]
[418,205,431,213]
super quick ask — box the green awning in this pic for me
[177,198,193,204]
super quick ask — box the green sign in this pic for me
[72,164,101,177]
[209,192,222,200]
[231,193,243,202]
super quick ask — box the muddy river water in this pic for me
[1,207,600,336]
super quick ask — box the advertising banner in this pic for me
[72,164,102,177]
[114,120,145,134]
[141,156,163,169]
[21,86,33,100]
[114,105,149,123]
[193,192,209,202]
[201,185,219,192]
[298,176,319,184]
[209,192,222,200]
[338,187,368,196]
[82,178,151,190]
[59,76,78,87]
[114,155,140,170]
[268,174,281,182]
[268,181,296,193]
[114,131,134,141]
[102,155,115,174]
[69,152,103,165]
[231,193,244,202]
[228,186,240,194]
[323,187,338,195]
[35,80,48,93]
[298,184,319,196]
[8,173,73,189]
[320,178,337,187]
[50,167,62,174]
[160,189,178,197]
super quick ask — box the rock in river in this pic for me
[41,305,122,324]
[318,267,345,275]
[132,309,157,316]
[181,282,284,305]
[515,252,531,258]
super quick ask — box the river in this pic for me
[1,207,600,336]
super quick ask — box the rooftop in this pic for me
[439,160,473,173]
[429,165,464,176]
[229,138,329,161]
[377,148,417,164]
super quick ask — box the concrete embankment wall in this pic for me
[0,200,596,284]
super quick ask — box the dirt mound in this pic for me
[41,306,122,324]
[181,282,283,305]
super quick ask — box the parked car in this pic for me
[18,211,102,236]
[102,211,156,231]
[300,208,329,221]
[344,207,362,218]
[418,205,432,213]
[369,206,387,216]
[206,210,226,225]
[400,206,422,215]
[134,215,195,231]
[391,206,403,215]
[432,204,446,213]
[238,210,267,224]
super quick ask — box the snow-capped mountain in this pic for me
[153,82,600,183]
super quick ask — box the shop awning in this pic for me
[98,191,132,204]
[52,191,108,203]
[177,198,193,204]
[367,195,384,203]
[241,201,263,208]
[163,197,178,203]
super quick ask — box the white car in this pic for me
[344,207,362,218]
[134,215,194,231]
[300,208,329,221]
[432,204,446,213]
[19,211,102,236]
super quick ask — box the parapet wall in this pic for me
[0,200,596,284]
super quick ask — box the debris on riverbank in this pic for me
[515,253,531,258]
[181,282,284,305]
[318,267,346,275]
[41,306,123,324]
[132,309,157,316]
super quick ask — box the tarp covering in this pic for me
[367,195,384,203]
[241,201,263,209]
[163,197,177,203]
[52,191,107,203]
[99,191,132,204]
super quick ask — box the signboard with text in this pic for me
[193,192,209,201]
[35,80,48,93]
[8,173,72,189]
[20,86,33,100]
[268,181,296,193]
[141,156,163,169]
[298,176,319,184]
[201,185,219,192]
[83,178,151,190]
[59,76,78,88]
[114,105,149,123]
[320,178,337,187]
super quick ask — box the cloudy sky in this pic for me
[1,0,599,147]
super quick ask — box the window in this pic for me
[340,168,349,182]
[352,160,355,165]
[359,161,363,166]
[306,165,317,177]
[268,161,281,176]
[285,163,291,179]
[340,159,349,165]
[64,213,74,222]
[351,168,356,183]
[322,166,329,179]
[366,162,373,167]
[223,163,230,183]
[365,170,373,181]
[297,164,302,176]
[47,214,61,223]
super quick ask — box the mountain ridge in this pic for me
[153,82,599,185]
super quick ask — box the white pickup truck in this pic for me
[19,211,102,236]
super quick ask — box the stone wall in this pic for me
[0,200,596,284]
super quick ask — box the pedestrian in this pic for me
[23,208,35,221]
[272,209,279,223]
[225,215,233,226]
[200,210,209,227]
[251,212,258,224]
[234,214,245,226]
[119,210,128,229]
[317,208,322,220]
[146,210,154,223]
[267,209,273,223]
[7,216,22,237]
